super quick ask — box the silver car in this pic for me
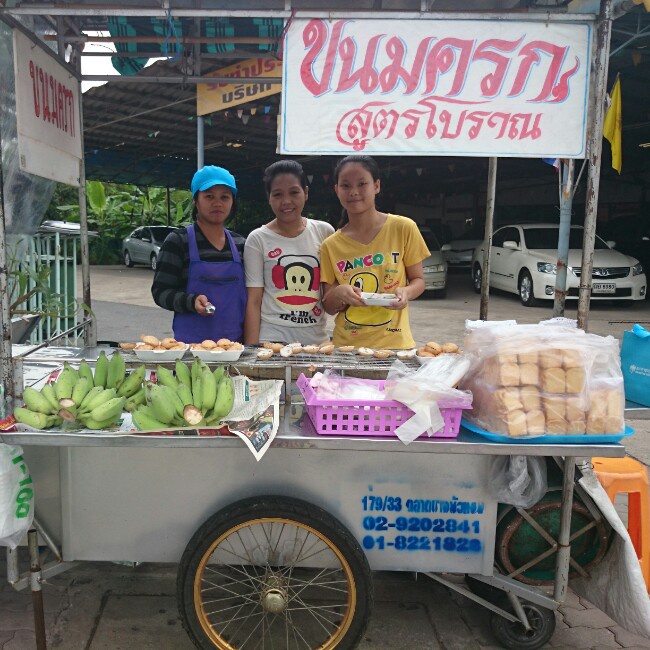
[420,227,449,298]
[122,226,177,271]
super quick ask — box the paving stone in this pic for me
[609,625,650,648]
[0,608,56,632]
[561,589,586,610]
[550,626,621,648]
[578,595,598,609]
[2,630,37,650]
[0,632,15,647]
[562,606,617,628]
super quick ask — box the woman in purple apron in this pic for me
[152,166,247,343]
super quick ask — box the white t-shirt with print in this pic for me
[244,219,335,344]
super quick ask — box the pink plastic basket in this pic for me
[296,374,469,439]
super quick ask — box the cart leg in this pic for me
[28,529,47,649]
[553,456,576,602]
[507,591,532,631]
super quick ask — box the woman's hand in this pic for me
[194,294,213,316]
[322,283,364,314]
[387,286,409,310]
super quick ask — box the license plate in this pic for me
[593,282,616,294]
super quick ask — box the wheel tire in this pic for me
[518,269,537,307]
[472,264,482,294]
[124,250,134,268]
[490,601,556,650]
[177,495,373,650]
[150,253,158,271]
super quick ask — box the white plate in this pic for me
[360,292,398,307]
[190,348,244,362]
[133,345,189,362]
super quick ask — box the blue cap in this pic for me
[191,166,238,197]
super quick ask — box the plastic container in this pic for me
[133,345,189,362]
[296,373,467,439]
[190,348,244,362]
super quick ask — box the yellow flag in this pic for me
[603,77,622,174]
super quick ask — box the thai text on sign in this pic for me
[13,29,82,186]
[280,18,592,158]
[197,58,282,116]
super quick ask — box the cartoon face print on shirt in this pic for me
[345,271,393,327]
[271,254,322,322]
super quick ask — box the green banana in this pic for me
[212,374,235,420]
[78,359,95,387]
[79,388,117,415]
[132,408,170,432]
[22,386,57,415]
[156,365,178,391]
[71,377,93,406]
[201,368,218,413]
[125,388,146,412]
[62,361,80,385]
[106,351,126,389]
[191,358,203,390]
[54,369,75,401]
[191,374,203,411]
[78,415,121,430]
[117,364,146,398]
[175,360,191,388]
[212,365,225,385]
[145,383,176,424]
[40,383,61,412]
[78,386,105,411]
[14,407,59,430]
[94,351,109,388]
[89,396,126,423]
[157,384,185,419]
[177,383,194,407]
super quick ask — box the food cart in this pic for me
[0,346,634,649]
[1,1,648,648]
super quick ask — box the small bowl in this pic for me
[190,348,244,362]
[133,345,189,362]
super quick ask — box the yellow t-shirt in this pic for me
[320,214,430,349]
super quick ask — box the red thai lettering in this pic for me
[508,113,542,139]
[466,111,492,139]
[379,36,433,94]
[300,19,346,97]
[336,34,382,93]
[29,61,40,117]
[486,113,511,139]
[424,38,475,96]
[472,38,523,97]
[509,41,571,102]
[440,109,467,139]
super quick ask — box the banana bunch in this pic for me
[13,351,147,431]
[132,359,235,431]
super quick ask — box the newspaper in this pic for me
[4,374,284,462]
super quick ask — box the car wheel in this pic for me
[150,253,158,271]
[472,264,482,294]
[433,287,447,299]
[124,250,134,268]
[519,269,537,307]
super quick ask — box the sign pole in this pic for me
[479,157,497,321]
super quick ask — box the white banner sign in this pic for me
[280,18,592,158]
[13,30,82,186]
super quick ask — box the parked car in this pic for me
[122,226,178,270]
[420,226,449,297]
[471,224,647,306]
[443,225,485,268]
[599,216,650,278]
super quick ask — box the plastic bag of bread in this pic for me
[460,321,625,437]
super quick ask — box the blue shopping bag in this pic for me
[621,324,650,407]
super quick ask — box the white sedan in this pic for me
[471,224,647,306]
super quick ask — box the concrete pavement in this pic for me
[1,264,649,649]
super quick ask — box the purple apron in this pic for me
[173,224,247,343]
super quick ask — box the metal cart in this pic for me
[1,350,626,650]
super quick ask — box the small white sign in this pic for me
[13,30,82,186]
[280,18,591,158]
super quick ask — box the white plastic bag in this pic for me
[0,444,35,549]
[487,455,547,508]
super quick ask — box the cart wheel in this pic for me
[177,495,373,650]
[490,601,556,650]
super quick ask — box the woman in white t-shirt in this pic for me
[244,160,335,345]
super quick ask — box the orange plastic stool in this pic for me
[592,456,650,593]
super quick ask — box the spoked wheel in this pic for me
[177,496,373,649]
[472,264,482,293]
[490,601,556,650]
[124,250,134,267]
[518,269,537,307]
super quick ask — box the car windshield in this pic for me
[420,229,441,251]
[149,226,176,243]
[523,228,610,250]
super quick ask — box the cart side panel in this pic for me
[49,446,497,575]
